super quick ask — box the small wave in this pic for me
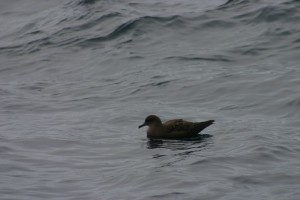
[286,98,300,107]
[231,3,300,24]
[231,173,300,185]
[79,18,138,45]
[218,0,260,10]
[247,6,299,23]
[200,19,235,28]
[76,0,98,5]
[165,55,233,62]
[78,15,185,46]
[218,0,300,27]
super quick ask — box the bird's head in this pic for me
[139,115,162,128]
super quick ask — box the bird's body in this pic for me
[139,115,214,139]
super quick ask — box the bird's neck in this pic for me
[147,124,164,138]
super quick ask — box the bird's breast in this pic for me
[147,126,164,138]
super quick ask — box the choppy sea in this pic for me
[1,0,300,199]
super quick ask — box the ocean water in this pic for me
[1,0,300,199]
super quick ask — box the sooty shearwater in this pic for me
[139,115,214,139]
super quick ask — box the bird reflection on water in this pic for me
[146,134,213,167]
[147,134,213,150]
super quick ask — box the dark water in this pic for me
[1,0,300,199]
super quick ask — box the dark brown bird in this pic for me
[139,115,214,139]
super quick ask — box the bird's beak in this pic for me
[138,123,146,128]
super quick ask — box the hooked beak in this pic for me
[138,123,146,128]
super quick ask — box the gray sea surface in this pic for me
[1,0,300,199]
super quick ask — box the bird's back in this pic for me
[156,119,214,139]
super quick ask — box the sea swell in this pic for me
[1,0,300,56]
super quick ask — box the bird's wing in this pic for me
[164,119,194,133]
[164,119,184,129]
[163,119,214,138]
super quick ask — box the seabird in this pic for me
[139,115,214,139]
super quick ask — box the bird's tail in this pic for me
[191,120,215,134]
[202,120,215,126]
